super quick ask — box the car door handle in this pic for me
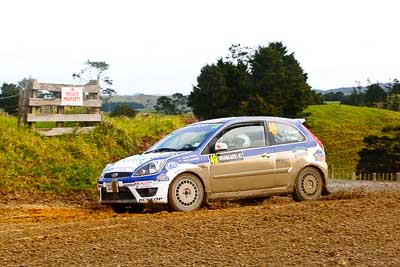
[262,153,270,158]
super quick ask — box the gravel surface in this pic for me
[328,179,400,192]
[1,181,400,266]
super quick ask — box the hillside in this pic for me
[304,104,400,177]
[110,94,161,110]
[315,83,390,95]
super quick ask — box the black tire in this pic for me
[293,167,323,201]
[111,204,127,214]
[168,173,204,212]
[128,204,145,213]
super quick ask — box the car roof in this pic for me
[193,116,304,125]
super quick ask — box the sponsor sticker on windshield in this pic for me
[209,151,244,165]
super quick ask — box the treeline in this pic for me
[323,80,400,111]
[101,101,144,112]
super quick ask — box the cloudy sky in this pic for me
[0,0,399,95]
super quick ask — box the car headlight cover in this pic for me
[134,160,166,176]
[100,163,113,178]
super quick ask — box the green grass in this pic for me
[0,114,184,193]
[324,101,341,105]
[304,104,400,175]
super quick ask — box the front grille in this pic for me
[104,172,132,178]
[101,187,136,201]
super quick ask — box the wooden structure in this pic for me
[351,172,400,182]
[19,79,102,136]
[329,166,400,182]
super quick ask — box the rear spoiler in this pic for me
[295,118,306,124]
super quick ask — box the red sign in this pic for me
[61,87,83,106]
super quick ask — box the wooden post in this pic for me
[88,80,100,126]
[397,173,400,182]
[25,80,34,128]
[30,89,37,129]
[352,172,356,180]
[331,165,334,179]
[18,87,24,127]
[56,106,64,128]
[373,173,376,182]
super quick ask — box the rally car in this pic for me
[98,116,328,213]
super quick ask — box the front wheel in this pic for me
[293,167,323,201]
[168,173,204,212]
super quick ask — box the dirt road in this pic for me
[1,182,400,266]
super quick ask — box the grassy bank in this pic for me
[0,115,184,194]
[304,104,400,176]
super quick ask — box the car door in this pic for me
[208,122,276,193]
[267,121,308,187]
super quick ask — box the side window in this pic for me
[216,124,266,151]
[267,122,305,145]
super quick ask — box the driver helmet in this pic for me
[235,133,251,148]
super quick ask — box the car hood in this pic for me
[105,152,184,173]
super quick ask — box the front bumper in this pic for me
[98,180,169,205]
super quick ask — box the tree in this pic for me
[189,65,231,119]
[225,43,253,67]
[322,92,345,102]
[154,96,177,115]
[189,42,321,119]
[390,79,400,95]
[0,83,20,116]
[72,60,116,111]
[110,104,137,118]
[343,88,364,106]
[154,94,190,115]
[357,126,400,173]
[250,42,321,117]
[171,93,190,114]
[365,83,386,106]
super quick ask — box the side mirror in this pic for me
[214,142,228,152]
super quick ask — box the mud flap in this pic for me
[322,186,330,196]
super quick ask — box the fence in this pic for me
[329,165,400,182]
[19,79,102,136]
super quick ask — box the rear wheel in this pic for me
[293,167,323,201]
[168,173,204,212]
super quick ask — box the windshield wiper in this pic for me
[176,147,196,151]
[144,147,178,154]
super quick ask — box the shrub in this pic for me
[110,104,137,118]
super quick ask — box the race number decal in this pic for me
[209,154,219,165]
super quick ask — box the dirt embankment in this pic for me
[1,186,400,266]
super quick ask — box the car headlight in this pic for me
[133,160,166,176]
[100,163,113,178]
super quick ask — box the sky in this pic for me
[0,0,399,95]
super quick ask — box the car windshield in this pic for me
[145,123,222,153]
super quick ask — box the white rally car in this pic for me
[98,117,328,213]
